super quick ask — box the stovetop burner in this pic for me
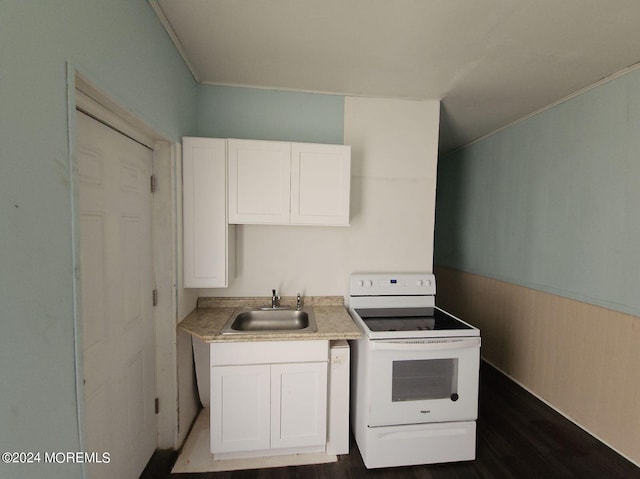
[355,307,473,332]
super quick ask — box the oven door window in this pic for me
[392,359,458,402]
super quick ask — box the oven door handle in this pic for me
[372,337,480,351]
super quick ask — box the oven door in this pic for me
[368,337,480,427]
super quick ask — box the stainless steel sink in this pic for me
[221,308,317,335]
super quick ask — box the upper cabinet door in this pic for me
[228,139,291,225]
[182,137,230,288]
[290,143,351,226]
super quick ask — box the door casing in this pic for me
[68,69,185,466]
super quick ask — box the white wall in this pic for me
[201,97,440,298]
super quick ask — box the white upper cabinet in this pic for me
[228,139,291,224]
[290,142,351,226]
[228,139,350,226]
[182,137,233,288]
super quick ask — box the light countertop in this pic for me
[179,296,363,343]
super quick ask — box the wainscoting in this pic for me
[435,265,640,466]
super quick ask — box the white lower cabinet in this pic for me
[211,364,271,454]
[270,362,328,449]
[210,341,328,458]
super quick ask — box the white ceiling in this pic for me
[152,0,640,152]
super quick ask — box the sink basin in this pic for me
[221,308,317,335]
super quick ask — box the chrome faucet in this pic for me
[271,289,280,309]
[296,292,302,311]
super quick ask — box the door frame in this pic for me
[67,66,183,464]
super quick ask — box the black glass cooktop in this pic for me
[355,307,472,332]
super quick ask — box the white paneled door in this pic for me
[77,111,156,479]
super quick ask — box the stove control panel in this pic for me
[350,273,436,296]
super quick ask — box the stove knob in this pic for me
[365,280,373,288]
[356,280,364,287]
[416,280,423,287]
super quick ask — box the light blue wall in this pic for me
[435,68,640,316]
[0,2,197,478]
[197,85,344,143]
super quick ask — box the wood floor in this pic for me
[140,362,640,479]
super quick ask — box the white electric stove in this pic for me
[349,273,481,468]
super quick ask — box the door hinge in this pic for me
[150,175,156,193]
[155,397,159,414]
[152,289,158,306]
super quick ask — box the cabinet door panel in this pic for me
[182,137,230,287]
[271,362,327,449]
[211,365,270,454]
[228,139,291,224]
[290,143,350,226]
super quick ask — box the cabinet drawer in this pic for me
[211,340,328,366]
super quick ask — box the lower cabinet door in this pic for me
[211,364,270,454]
[270,362,328,449]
